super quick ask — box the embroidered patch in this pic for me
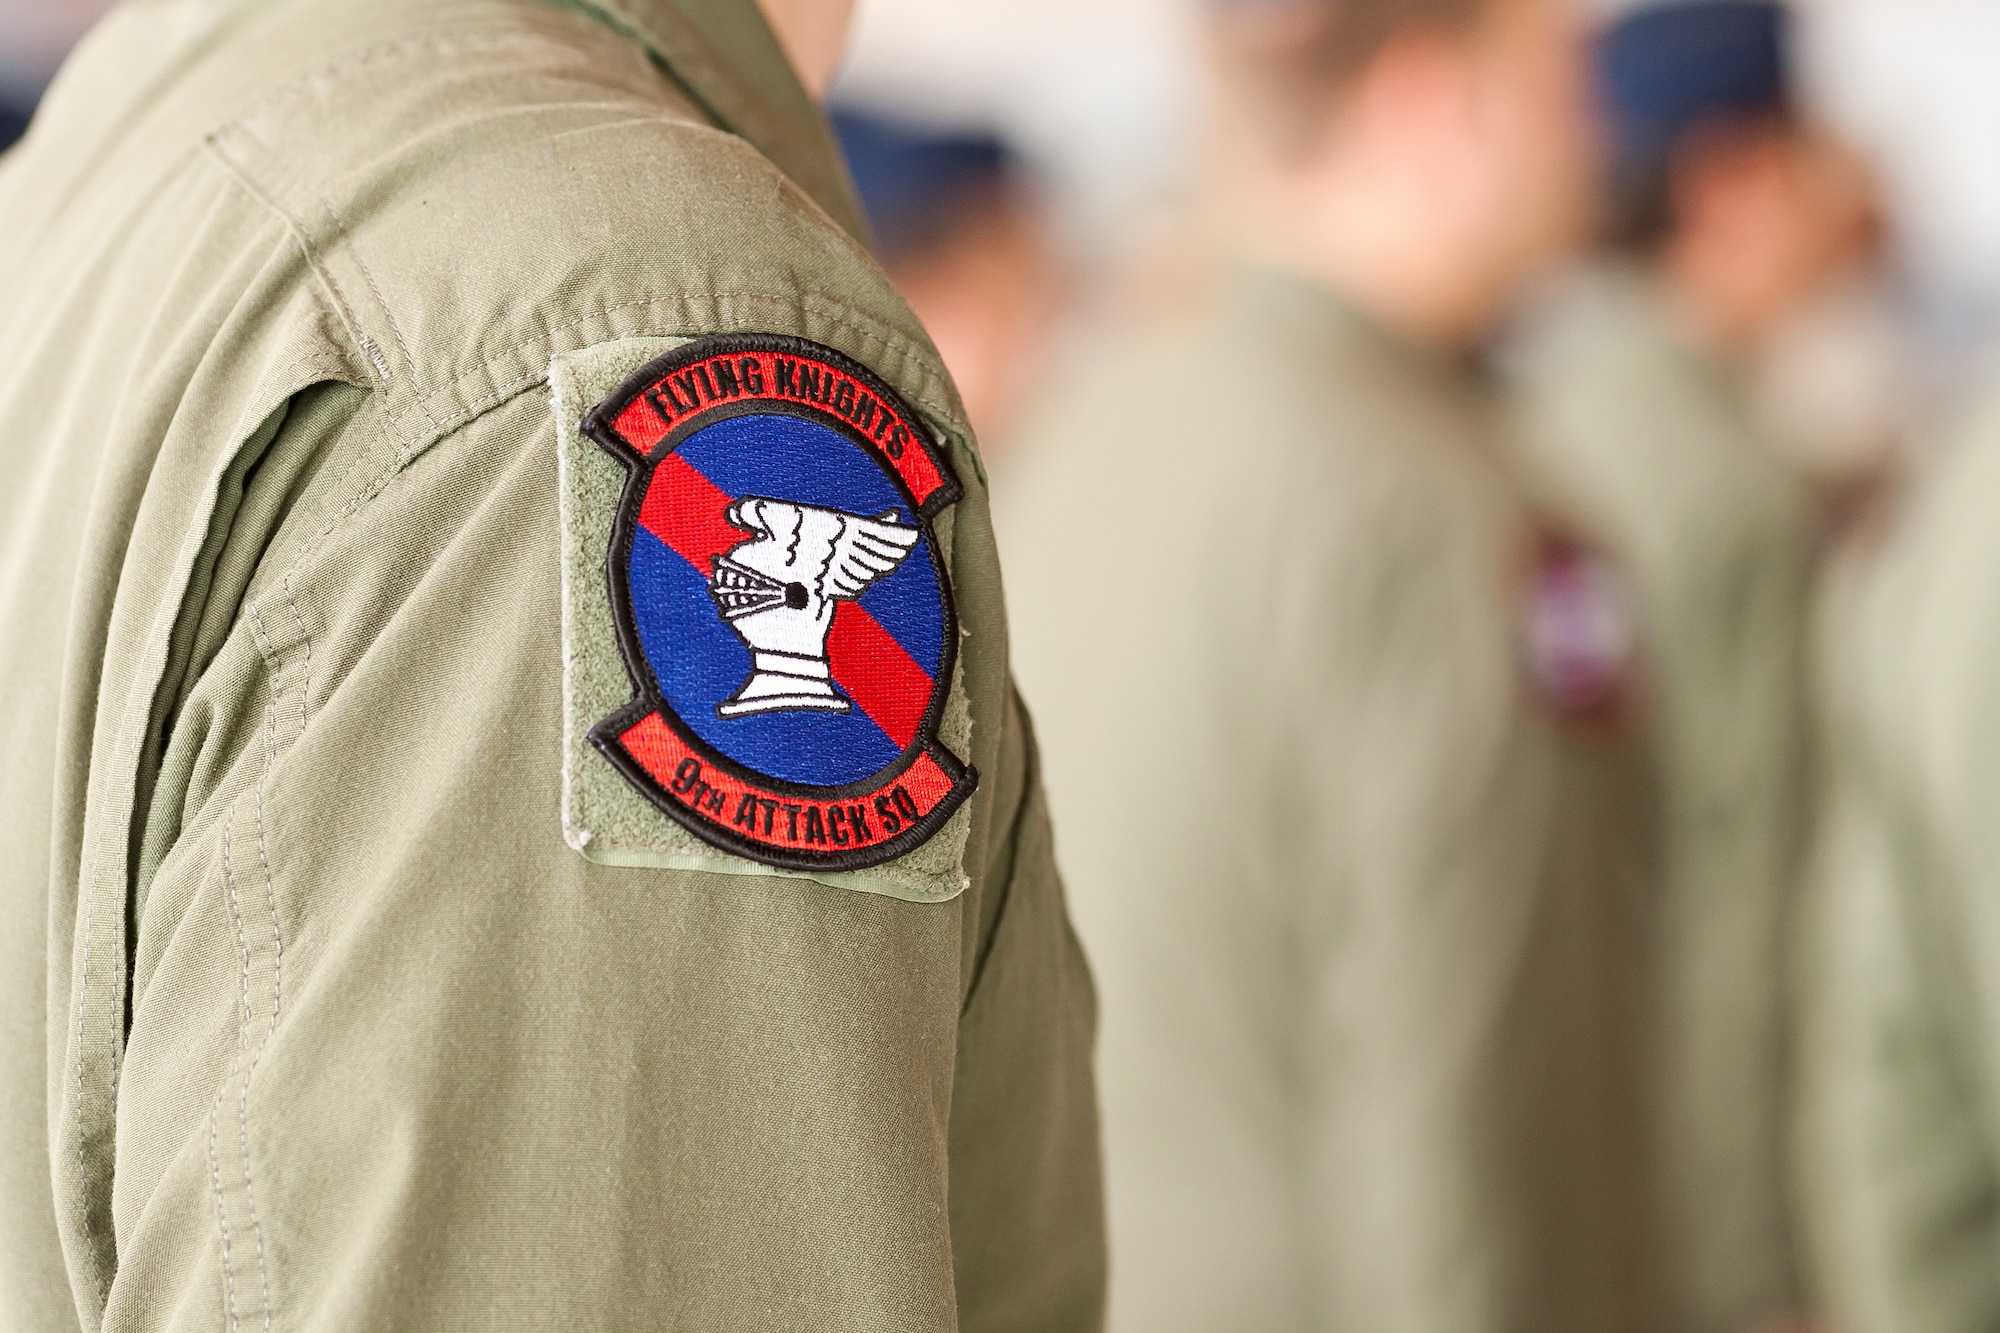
[579,334,978,872]
[1519,531,1633,726]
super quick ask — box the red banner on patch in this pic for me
[605,345,951,510]
[608,711,970,860]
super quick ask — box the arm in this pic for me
[1796,434,2000,1333]
[108,385,1101,1331]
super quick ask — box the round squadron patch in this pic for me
[1519,531,1634,727]
[580,334,977,872]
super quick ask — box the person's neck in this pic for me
[1231,158,1498,354]
[753,0,855,100]
[1657,228,1781,359]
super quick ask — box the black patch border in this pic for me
[579,332,978,873]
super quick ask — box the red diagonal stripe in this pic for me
[636,454,936,749]
[639,453,744,574]
[826,601,932,750]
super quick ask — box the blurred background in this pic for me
[9,0,1999,461]
[828,0,2000,471]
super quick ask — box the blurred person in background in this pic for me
[1504,6,1881,1331]
[1792,377,2000,1333]
[0,0,116,150]
[1750,270,1914,534]
[834,107,1066,449]
[1000,0,1657,1328]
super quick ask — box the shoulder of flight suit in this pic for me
[1001,272,1649,1333]
[5,2,1103,1329]
[1799,386,2000,1333]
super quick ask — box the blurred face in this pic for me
[1456,0,1596,289]
[1669,123,1882,348]
[1226,0,1598,345]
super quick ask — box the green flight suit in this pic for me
[998,266,1652,1333]
[1792,387,2000,1333]
[1509,266,1813,1333]
[0,2,1103,1330]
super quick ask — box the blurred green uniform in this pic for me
[1000,265,1652,1333]
[1794,388,2000,1333]
[0,2,1103,1330]
[1511,265,1813,1333]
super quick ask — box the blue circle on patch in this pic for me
[623,411,949,788]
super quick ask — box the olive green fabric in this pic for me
[1792,387,2000,1333]
[0,1,1104,1329]
[998,266,1652,1333]
[1509,266,1813,1333]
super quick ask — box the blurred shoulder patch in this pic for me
[552,334,977,900]
[1517,529,1636,729]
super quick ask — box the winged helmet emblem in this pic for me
[708,496,920,717]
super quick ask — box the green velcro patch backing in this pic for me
[551,336,973,903]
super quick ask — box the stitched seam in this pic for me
[283,402,402,569]
[206,1105,237,1332]
[250,608,279,770]
[396,291,961,429]
[283,298,968,662]
[284,572,312,732]
[240,608,288,1329]
[227,28,567,123]
[374,307,962,472]
[216,130,954,431]
[212,86,961,448]
[199,167,385,414]
[49,194,345,1314]
[287,394,415,571]
[211,139,970,575]
[322,230,432,426]
[213,816,248,1333]
[62,345,348,1319]
[383,314,967,493]
[232,121,440,434]
[413,289,921,399]
[291,307,955,618]
[203,134,403,414]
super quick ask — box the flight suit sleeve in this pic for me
[106,382,1103,1332]
[1797,501,2000,1333]
[948,689,1107,1333]
[1795,727,2000,1333]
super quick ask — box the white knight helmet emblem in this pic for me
[708,496,920,717]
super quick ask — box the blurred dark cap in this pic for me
[831,107,1016,268]
[0,101,29,154]
[1598,0,1795,241]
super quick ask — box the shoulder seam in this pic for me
[278,291,968,581]
[396,290,965,438]
[224,26,583,128]
[207,129,968,510]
